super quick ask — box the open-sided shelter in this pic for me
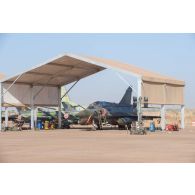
[0,53,185,131]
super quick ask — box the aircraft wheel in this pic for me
[127,122,132,129]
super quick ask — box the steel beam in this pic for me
[61,80,80,100]
[30,85,35,130]
[58,86,62,129]
[5,107,8,130]
[0,82,3,131]
[160,105,166,130]
[137,78,142,122]
[34,107,38,130]
[3,74,23,96]
[181,105,185,129]
[137,78,142,99]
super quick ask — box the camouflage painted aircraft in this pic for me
[75,87,138,130]
[10,86,83,123]
[75,87,159,130]
[14,107,58,122]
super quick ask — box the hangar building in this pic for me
[0,54,185,131]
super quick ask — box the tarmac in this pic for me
[0,127,195,163]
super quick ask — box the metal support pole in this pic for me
[181,105,185,129]
[34,107,38,130]
[160,105,166,130]
[0,82,3,131]
[137,78,142,122]
[138,97,142,123]
[5,107,8,130]
[30,85,35,130]
[58,86,62,129]
[137,78,142,99]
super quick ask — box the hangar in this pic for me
[0,53,185,131]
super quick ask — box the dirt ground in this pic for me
[0,127,195,163]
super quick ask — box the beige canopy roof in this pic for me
[0,53,185,105]
[83,55,185,105]
[1,54,105,86]
[84,55,185,86]
[1,53,184,86]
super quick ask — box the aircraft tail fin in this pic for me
[61,86,71,103]
[119,87,132,105]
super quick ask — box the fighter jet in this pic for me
[75,87,139,130]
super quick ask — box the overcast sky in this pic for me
[0,33,194,108]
